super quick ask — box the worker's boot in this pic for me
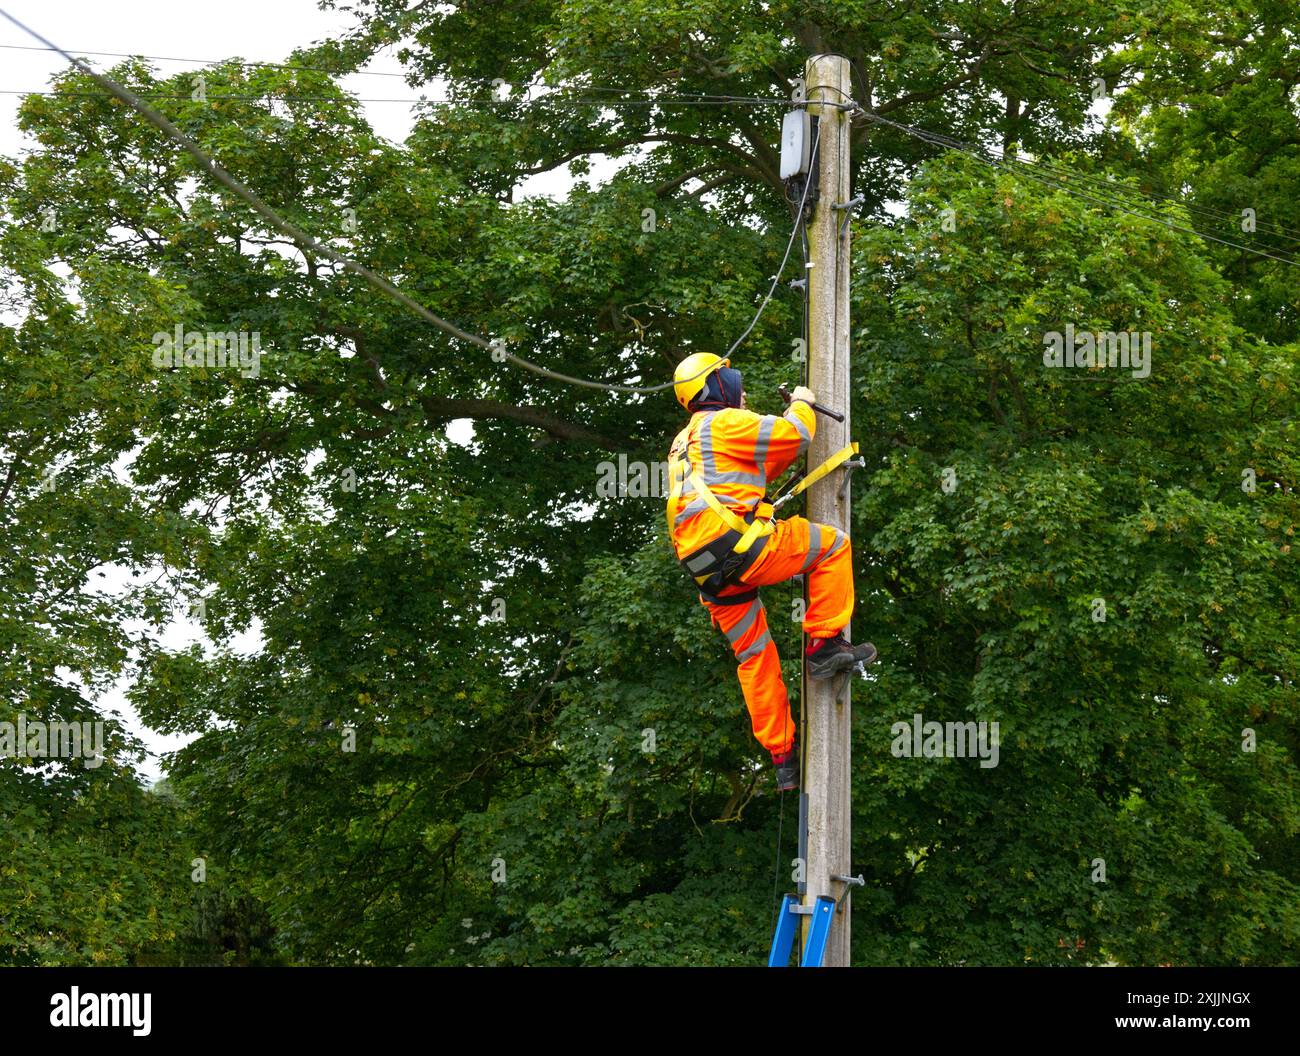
[772,745,799,792]
[806,633,877,679]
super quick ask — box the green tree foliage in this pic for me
[850,156,1299,964]
[0,154,205,962]
[0,1,1296,964]
[1107,0,1300,344]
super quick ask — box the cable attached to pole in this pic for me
[0,8,816,398]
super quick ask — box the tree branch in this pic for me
[419,396,622,447]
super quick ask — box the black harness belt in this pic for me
[677,504,772,604]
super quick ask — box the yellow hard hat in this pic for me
[673,352,729,410]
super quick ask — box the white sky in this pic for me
[0,0,615,783]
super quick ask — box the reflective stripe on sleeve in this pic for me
[753,415,777,469]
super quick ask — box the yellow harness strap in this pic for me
[686,469,773,555]
[665,426,694,540]
[781,442,859,502]
[665,451,687,539]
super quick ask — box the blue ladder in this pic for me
[767,894,836,967]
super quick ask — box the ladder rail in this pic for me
[767,894,836,967]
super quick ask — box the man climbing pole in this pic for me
[665,353,877,791]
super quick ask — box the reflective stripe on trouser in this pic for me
[705,596,794,756]
[700,516,854,754]
[738,515,853,637]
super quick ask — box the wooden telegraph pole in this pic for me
[802,53,855,967]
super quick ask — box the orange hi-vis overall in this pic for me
[665,400,855,756]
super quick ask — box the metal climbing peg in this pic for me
[832,195,864,240]
[833,873,865,910]
[836,656,871,706]
[837,456,865,502]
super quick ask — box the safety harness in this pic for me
[666,409,859,605]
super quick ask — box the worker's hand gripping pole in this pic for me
[778,383,844,422]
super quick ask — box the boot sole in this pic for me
[808,642,878,680]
